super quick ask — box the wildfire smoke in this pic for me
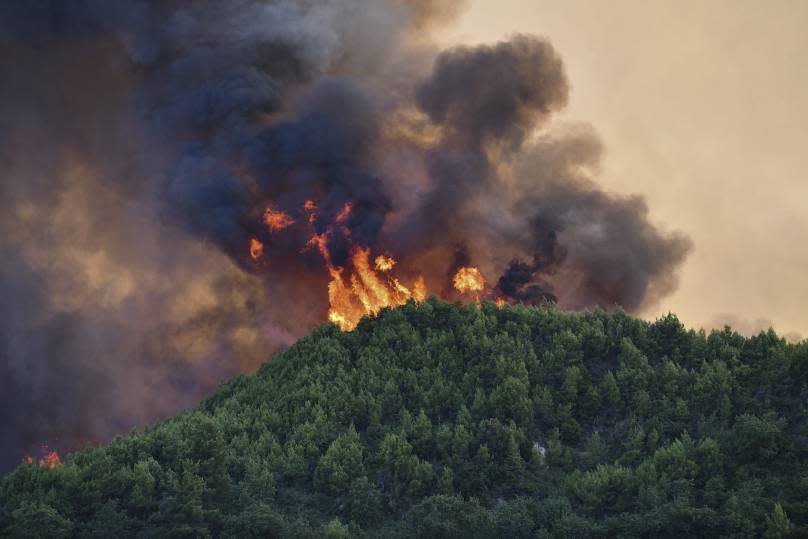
[0,0,691,473]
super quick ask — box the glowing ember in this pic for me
[336,202,352,223]
[374,255,396,271]
[453,266,485,294]
[303,199,317,222]
[263,206,295,232]
[249,238,264,260]
[496,297,506,308]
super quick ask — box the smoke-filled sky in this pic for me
[0,0,804,473]
[446,0,808,342]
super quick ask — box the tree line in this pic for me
[2,298,807,537]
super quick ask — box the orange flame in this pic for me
[412,275,427,302]
[335,202,352,223]
[250,238,264,260]
[263,206,295,232]
[322,246,427,331]
[39,451,61,468]
[453,266,485,294]
[24,445,61,468]
[249,198,496,331]
[374,254,396,272]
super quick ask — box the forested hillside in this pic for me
[2,299,807,538]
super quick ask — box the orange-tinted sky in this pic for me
[440,0,808,338]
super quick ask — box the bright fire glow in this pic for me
[412,276,427,302]
[251,198,493,331]
[39,451,61,468]
[453,266,485,294]
[374,255,396,271]
[322,246,428,331]
[302,201,428,330]
[24,446,62,468]
[263,206,295,232]
[250,238,264,260]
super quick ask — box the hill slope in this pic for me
[2,299,807,538]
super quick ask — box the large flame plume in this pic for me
[453,267,485,295]
[257,199,433,330]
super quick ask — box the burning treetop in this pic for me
[252,199,437,330]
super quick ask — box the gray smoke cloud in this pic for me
[416,35,568,150]
[505,130,693,310]
[0,0,690,473]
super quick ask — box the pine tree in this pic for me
[764,503,791,539]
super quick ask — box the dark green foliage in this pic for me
[4,501,74,538]
[2,299,807,537]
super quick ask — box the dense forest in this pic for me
[2,299,807,538]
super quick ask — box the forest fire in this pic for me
[453,266,486,305]
[453,267,486,294]
[0,0,695,477]
[254,199,474,330]
[374,255,396,272]
[24,446,62,469]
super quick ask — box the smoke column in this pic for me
[0,0,691,474]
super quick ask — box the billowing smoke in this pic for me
[0,1,690,473]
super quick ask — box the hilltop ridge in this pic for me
[2,299,807,538]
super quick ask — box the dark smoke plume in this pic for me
[0,0,690,473]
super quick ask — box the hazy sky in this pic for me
[441,0,808,338]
